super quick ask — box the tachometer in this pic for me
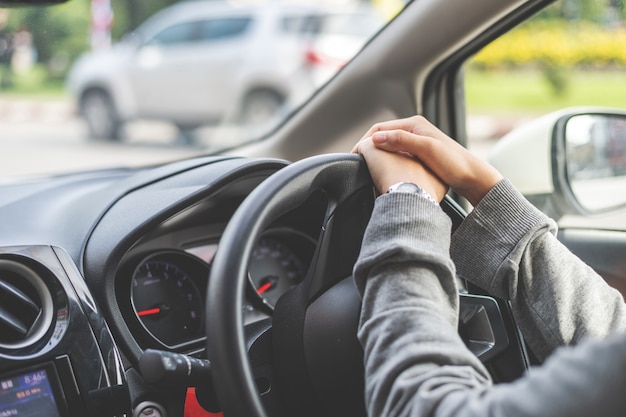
[130,252,208,348]
[248,235,311,309]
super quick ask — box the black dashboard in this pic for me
[0,154,531,417]
[0,155,320,417]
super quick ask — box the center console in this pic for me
[0,246,129,417]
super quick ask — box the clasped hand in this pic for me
[352,115,503,207]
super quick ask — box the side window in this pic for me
[315,13,383,37]
[147,17,251,46]
[293,12,383,38]
[299,15,323,35]
[281,15,309,34]
[148,21,201,45]
[199,17,252,41]
[464,0,626,230]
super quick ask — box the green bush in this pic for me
[471,20,626,69]
[469,19,626,98]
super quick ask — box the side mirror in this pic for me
[488,107,626,219]
[562,113,626,212]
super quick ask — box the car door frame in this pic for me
[426,0,626,297]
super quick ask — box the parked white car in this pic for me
[66,1,383,141]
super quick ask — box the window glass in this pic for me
[0,0,398,181]
[281,15,311,34]
[464,0,626,230]
[316,13,383,37]
[149,21,200,45]
[199,17,252,41]
[298,12,383,37]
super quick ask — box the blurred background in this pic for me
[0,0,624,178]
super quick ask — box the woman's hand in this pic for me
[352,137,448,202]
[356,115,503,206]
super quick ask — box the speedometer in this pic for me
[130,252,208,348]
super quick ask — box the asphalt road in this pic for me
[0,96,512,181]
[0,97,290,181]
[0,119,205,180]
[0,96,242,180]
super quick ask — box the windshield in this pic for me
[0,0,396,182]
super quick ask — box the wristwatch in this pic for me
[386,181,439,205]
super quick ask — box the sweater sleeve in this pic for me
[450,179,626,360]
[355,189,626,417]
[354,192,492,417]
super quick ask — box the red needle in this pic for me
[137,307,161,317]
[257,282,273,295]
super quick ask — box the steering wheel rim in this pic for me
[206,153,374,417]
[205,152,530,416]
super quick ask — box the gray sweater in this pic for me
[354,179,626,417]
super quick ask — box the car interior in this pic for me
[1,0,625,416]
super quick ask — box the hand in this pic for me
[352,137,447,202]
[357,116,503,206]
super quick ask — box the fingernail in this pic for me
[372,132,387,143]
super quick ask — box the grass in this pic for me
[0,65,625,110]
[465,68,626,116]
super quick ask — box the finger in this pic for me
[359,116,420,140]
[351,136,372,154]
[371,129,463,189]
[372,129,502,206]
[351,138,367,154]
[371,130,441,160]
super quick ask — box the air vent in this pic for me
[0,259,54,350]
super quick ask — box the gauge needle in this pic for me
[257,282,273,295]
[137,307,162,317]
[257,275,279,295]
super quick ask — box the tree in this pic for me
[0,0,185,81]
[5,0,90,78]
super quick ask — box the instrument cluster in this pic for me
[121,228,316,350]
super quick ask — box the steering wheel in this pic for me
[205,153,480,416]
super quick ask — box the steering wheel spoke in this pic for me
[243,319,283,415]
[302,185,375,301]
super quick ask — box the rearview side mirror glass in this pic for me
[564,114,626,212]
[488,107,626,220]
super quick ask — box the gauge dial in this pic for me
[131,253,206,347]
[249,236,309,308]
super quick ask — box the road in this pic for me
[0,97,515,181]
[0,98,231,181]
[0,119,208,180]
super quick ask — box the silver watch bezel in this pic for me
[386,182,438,205]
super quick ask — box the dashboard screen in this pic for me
[0,367,61,417]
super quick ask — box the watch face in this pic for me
[387,182,438,204]
[388,182,420,193]
[396,182,420,193]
